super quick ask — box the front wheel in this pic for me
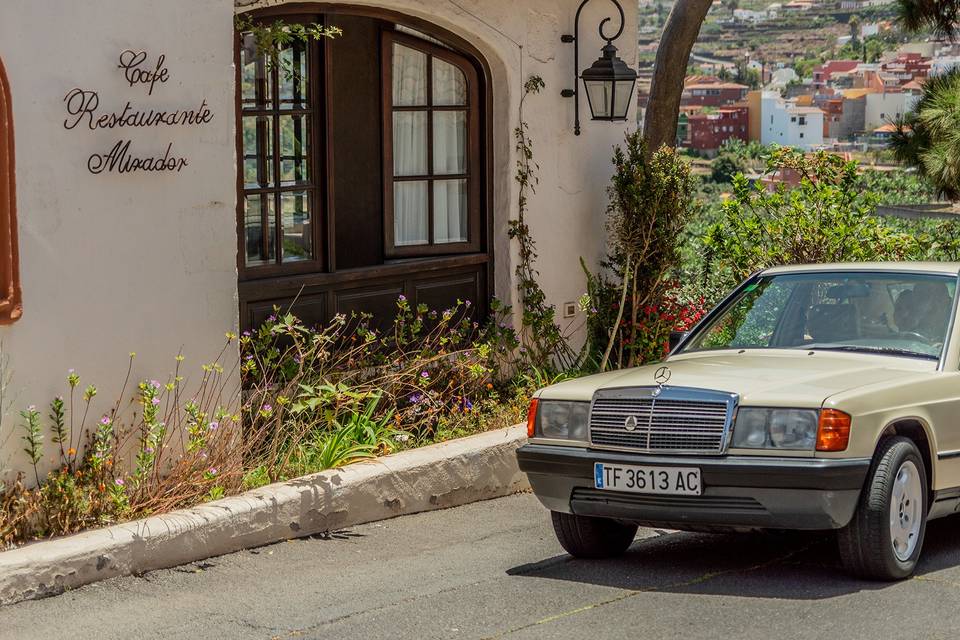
[551,511,638,559]
[837,436,928,580]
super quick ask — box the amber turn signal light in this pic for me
[816,409,851,452]
[526,398,539,438]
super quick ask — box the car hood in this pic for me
[538,349,937,407]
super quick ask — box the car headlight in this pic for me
[732,408,819,450]
[535,401,589,441]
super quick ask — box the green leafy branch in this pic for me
[507,76,576,371]
[235,14,342,80]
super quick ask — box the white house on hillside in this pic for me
[758,91,824,148]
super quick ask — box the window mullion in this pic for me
[271,60,282,265]
[426,55,434,246]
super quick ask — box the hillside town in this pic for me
[639,0,960,156]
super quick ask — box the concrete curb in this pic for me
[0,425,529,606]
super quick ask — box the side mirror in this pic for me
[668,331,689,352]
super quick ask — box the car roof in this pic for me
[762,262,960,276]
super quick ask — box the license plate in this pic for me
[594,462,702,496]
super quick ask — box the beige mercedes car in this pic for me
[518,263,960,580]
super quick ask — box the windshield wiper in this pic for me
[806,345,938,360]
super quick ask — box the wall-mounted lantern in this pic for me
[560,0,638,135]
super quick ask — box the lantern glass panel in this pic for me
[613,79,635,119]
[584,79,614,120]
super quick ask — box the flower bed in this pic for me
[0,298,537,548]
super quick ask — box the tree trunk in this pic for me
[642,0,713,155]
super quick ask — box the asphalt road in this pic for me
[5,492,960,640]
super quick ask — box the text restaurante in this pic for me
[63,88,213,131]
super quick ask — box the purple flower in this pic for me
[144,446,154,454]
[208,467,218,476]
[267,314,277,322]
[100,416,111,425]
[409,393,423,404]
[150,380,161,389]
[245,354,254,361]
[262,404,273,412]
[398,295,407,302]
[420,371,430,379]
[115,478,125,486]
[151,397,161,406]
[465,300,472,308]
[242,330,251,337]
[208,421,219,431]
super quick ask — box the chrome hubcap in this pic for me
[890,460,922,562]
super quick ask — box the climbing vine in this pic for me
[235,14,342,78]
[507,76,576,370]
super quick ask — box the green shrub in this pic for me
[582,135,700,369]
[703,148,916,291]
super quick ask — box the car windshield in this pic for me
[681,271,957,360]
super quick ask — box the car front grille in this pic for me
[589,387,736,454]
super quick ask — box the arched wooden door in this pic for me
[0,55,21,324]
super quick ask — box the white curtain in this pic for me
[392,44,429,246]
[432,111,466,175]
[434,179,467,244]
[394,182,428,246]
[393,44,427,106]
[432,59,466,106]
[392,44,469,246]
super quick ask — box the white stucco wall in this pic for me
[0,0,238,477]
[0,0,636,478]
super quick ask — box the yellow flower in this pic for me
[175,355,185,362]
[129,352,136,359]
[67,448,77,456]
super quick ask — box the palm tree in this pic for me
[897,0,959,38]
[889,68,960,201]
[848,14,861,43]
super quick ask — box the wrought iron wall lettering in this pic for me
[63,49,212,175]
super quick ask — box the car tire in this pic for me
[837,436,928,580]
[551,511,638,559]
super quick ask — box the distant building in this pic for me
[768,67,799,91]
[681,78,749,107]
[872,122,898,140]
[818,91,867,139]
[813,60,859,87]
[755,90,825,149]
[687,107,749,151]
[864,91,918,129]
[881,52,931,84]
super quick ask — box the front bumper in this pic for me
[517,444,872,531]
